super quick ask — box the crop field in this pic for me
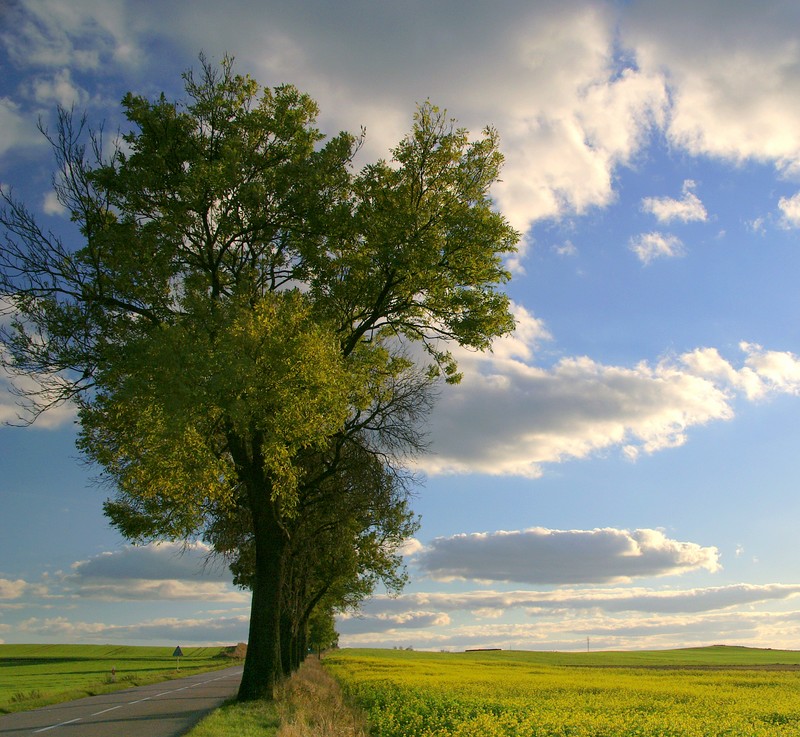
[324,646,800,736]
[0,643,237,714]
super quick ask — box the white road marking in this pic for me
[33,718,81,733]
[27,669,241,733]
[89,705,123,717]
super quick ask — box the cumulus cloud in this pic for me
[339,587,800,651]
[66,542,245,602]
[339,608,800,652]
[338,610,451,635]
[421,316,800,477]
[740,342,800,396]
[629,232,684,264]
[0,98,42,157]
[641,180,708,223]
[622,0,800,173]
[17,613,250,644]
[71,541,228,582]
[42,191,66,216]
[5,0,800,245]
[71,579,248,603]
[415,528,720,585]
[49,0,663,243]
[363,583,800,617]
[0,369,77,428]
[26,69,88,109]
[0,578,29,600]
[0,0,141,70]
[778,192,800,228]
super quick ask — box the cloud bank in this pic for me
[66,542,246,602]
[415,528,719,584]
[420,318,800,477]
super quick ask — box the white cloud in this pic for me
[101,0,666,244]
[623,0,800,173]
[0,98,42,157]
[1,0,141,70]
[398,538,424,558]
[642,180,708,223]
[16,613,250,644]
[0,578,29,600]
[72,579,248,603]
[66,542,245,602]
[421,324,800,477]
[339,587,800,651]
[778,192,800,228]
[554,240,578,256]
[5,0,800,246]
[741,342,800,397]
[338,610,451,635]
[71,541,229,582]
[0,365,78,429]
[28,69,88,109]
[339,608,800,652]
[416,528,720,585]
[362,582,800,617]
[629,232,684,264]
[42,191,66,216]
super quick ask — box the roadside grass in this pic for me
[0,644,241,714]
[183,699,281,737]
[185,656,368,737]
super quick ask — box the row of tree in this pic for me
[0,56,518,700]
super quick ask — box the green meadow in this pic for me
[0,643,239,714]
[8,643,800,736]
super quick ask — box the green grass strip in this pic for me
[0,644,241,714]
[184,699,280,737]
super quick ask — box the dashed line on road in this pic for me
[89,705,123,717]
[33,718,81,733]
[28,671,241,733]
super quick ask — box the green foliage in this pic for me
[325,648,800,736]
[307,607,339,653]
[81,289,352,539]
[0,54,518,697]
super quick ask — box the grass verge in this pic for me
[183,699,281,737]
[0,644,241,714]
[185,656,368,737]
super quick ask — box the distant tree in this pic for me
[0,56,517,700]
[307,605,339,656]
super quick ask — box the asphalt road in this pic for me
[0,665,243,737]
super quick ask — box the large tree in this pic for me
[0,56,518,700]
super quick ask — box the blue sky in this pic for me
[3,0,800,652]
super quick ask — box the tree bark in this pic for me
[236,460,288,701]
[279,608,294,678]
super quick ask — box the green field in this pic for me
[324,646,800,736]
[0,644,240,714]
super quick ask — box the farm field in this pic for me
[0,643,239,714]
[324,646,800,736]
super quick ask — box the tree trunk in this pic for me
[237,467,288,701]
[279,608,294,678]
[298,618,308,664]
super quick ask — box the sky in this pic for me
[3,0,800,653]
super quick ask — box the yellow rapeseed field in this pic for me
[324,647,800,736]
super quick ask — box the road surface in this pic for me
[0,665,243,737]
